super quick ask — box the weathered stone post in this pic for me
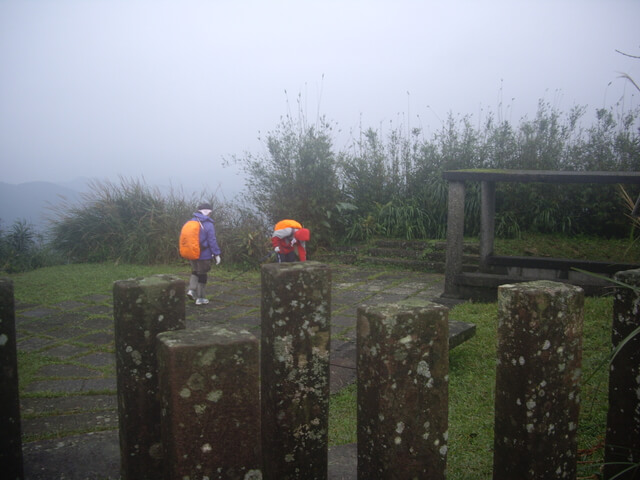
[357,301,449,479]
[493,280,584,480]
[0,278,24,480]
[604,268,640,480]
[113,275,186,480]
[157,325,262,480]
[444,180,465,297]
[260,262,331,480]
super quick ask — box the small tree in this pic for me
[0,219,53,272]
[231,105,342,248]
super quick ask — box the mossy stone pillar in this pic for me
[605,268,640,480]
[157,325,261,480]
[493,280,584,480]
[0,278,24,480]
[357,301,449,479]
[113,275,186,480]
[260,262,331,480]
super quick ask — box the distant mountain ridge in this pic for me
[0,177,239,235]
[0,179,92,233]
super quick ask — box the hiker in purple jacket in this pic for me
[186,202,222,305]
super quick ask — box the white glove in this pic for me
[291,238,297,246]
[215,255,221,265]
[274,247,280,253]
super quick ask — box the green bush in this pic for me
[0,219,63,273]
[49,177,273,266]
[335,102,640,242]
[29,98,640,265]
[229,99,342,248]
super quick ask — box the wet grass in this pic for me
[10,262,188,305]
[495,233,640,263]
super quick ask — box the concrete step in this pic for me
[372,239,480,255]
[314,239,480,273]
[359,256,478,273]
[367,247,479,264]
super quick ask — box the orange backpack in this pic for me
[179,220,202,260]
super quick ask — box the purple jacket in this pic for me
[192,211,221,259]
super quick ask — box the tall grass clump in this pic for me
[217,204,273,267]
[50,178,218,264]
[49,177,273,266]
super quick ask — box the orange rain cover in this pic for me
[274,219,302,231]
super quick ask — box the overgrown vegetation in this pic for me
[1,96,638,273]
[47,178,270,267]
[337,103,639,242]
[229,99,638,247]
[227,96,343,248]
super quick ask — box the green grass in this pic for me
[9,262,187,304]
[8,261,259,305]
[328,383,358,445]
[494,233,640,263]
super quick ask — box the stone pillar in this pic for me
[357,302,449,479]
[113,275,186,480]
[157,325,261,480]
[444,180,465,297]
[479,180,496,271]
[260,262,331,480]
[0,278,24,480]
[493,280,584,480]
[604,268,640,480]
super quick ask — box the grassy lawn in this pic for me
[494,232,640,263]
[9,262,185,305]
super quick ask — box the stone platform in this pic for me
[16,263,473,479]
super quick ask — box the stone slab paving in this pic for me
[16,263,469,479]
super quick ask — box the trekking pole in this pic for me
[231,251,276,281]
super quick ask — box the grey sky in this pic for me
[1,0,639,198]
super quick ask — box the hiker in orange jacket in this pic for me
[271,219,310,262]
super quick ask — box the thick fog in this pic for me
[1,0,639,198]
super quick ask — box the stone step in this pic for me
[367,247,479,264]
[315,239,481,273]
[357,256,478,273]
[372,239,480,255]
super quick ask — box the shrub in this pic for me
[229,97,342,248]
[47,177,280,266]
[50,178,220,264]
[0,219,62,273]
[336,102,640,242]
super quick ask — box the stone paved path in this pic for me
[16,263,460,479]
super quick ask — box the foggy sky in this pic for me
[1,0,639,199]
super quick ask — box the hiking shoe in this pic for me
[186,290,196,300]
[195,298,209,306]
